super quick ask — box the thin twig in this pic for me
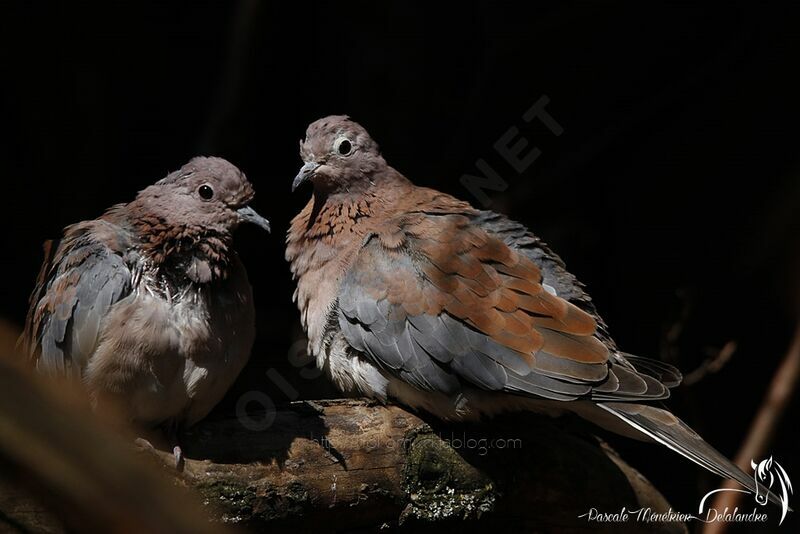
[702,323,800,534]
[683,341,737,386]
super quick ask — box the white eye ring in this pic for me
[333,136,353,156]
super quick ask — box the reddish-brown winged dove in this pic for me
[22,157,270,464]
[287,115,778,503]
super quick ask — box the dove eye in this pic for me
[334,137,352,156]
[198,184,214,200]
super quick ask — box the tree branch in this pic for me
[702,323,800,534]
[163,400,685,533]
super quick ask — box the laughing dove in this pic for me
[21,157,270,458]
[286,115,777,503]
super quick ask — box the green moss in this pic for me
[197,479,257,523]
[255,481,310,521]
[197,479,310,524]
[400,429,496,523]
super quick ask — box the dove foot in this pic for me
[133,436,184,471]
[173,445,184,471]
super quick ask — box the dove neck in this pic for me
[301,188,375,239]
[308,167,411,218]
[123,215,234,285]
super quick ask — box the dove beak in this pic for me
[237,206,271,233]
[292,161,320,192]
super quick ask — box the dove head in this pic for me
[130,156,270,236]
[119,157,269,279]
[293,115,387,193]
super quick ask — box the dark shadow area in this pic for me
[418,410,641,509]
[181,401,338,466]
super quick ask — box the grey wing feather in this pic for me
[621,353,683,387]
[27,234,132,377]
[341,309,462,393]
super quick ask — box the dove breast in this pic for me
[82,254,255,426]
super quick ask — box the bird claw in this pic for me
[133,437,184,472]
[173,445,185,471]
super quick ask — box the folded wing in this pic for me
[22,223,132,377]
[338,212,671,402]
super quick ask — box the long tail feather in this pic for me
[598,402,786,509]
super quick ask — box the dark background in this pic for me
[1,1,798,531]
